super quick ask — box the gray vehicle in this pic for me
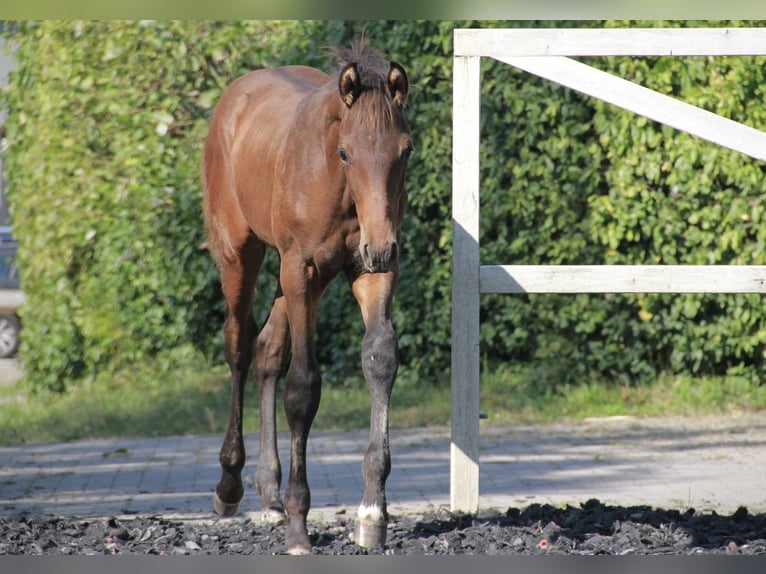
[1,38,19,358]
[0,225,21,358]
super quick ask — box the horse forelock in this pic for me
[348,89,401,131]
[330,38,391,89]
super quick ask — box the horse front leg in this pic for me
[349,270,399,549]
[281,259,323,554]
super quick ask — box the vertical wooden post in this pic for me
[451,52,481,513]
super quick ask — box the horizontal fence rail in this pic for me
[480,265,766,295]
[451,27,766,513]
[454,27,766,57]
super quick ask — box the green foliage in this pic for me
[581,20,766,382]
[0,21,347,391]
[471,19,766,389]
[2,20,766,394]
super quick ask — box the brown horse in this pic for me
[201,40,412,554]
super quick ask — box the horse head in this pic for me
[335,47,412,273]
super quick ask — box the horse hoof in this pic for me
[355,517,388,549]
[286,544,312,555]
[286,530,312,555]
[261,508,286,525]
[213,492,240,516]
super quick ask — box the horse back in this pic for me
[203,65,330,260]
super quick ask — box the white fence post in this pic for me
[450,27,766,513]
[451,53,481,513]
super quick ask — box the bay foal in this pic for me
[202,41,412,554]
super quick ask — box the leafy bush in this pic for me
[3,20,766,394]
[586,20,766,382]
[1,21,348,390]
[475,19,766,387]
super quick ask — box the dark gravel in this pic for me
[2,499,766,555]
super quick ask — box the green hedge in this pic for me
[476,20,766,388]
[0,21,348,390]
[3,20,766,394]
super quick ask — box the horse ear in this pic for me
[388,62,408,107]
[339,63,361,108]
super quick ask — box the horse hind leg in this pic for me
[253,287,290,525]
[213,235,265,517]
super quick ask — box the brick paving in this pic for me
[2,413,765,523]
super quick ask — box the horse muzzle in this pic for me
[361,240,399,273]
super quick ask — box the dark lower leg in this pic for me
[212,236,264,517]
[254,375,284,522]
[214,314,256,516]
[356,319,397,548]
[283,358,321,554]
[253,297,289,523]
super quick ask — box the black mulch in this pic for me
[2,499,766,555]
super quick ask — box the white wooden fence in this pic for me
[451,27,766,513]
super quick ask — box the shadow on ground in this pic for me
[3,499,765,555]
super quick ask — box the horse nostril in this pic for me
[360,241,398,272]
[361,243,372,267]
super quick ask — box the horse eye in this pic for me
[402,146,413,161]
[339,147,350,164]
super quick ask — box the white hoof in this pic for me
[261,508,286,525]
[213,492,240,516]
[356,504,387,548]
[286,545,312,555]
